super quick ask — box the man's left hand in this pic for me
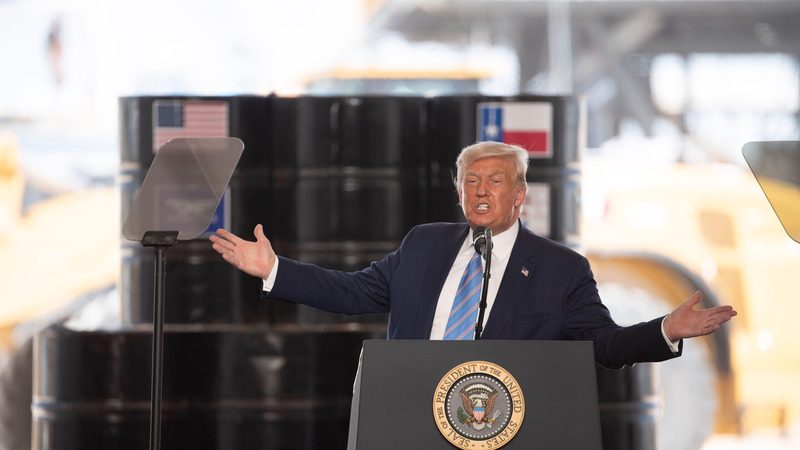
[664,291,737,341]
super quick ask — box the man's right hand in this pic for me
[209,224,276,280]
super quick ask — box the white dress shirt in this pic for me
[428,222,519,340]
[263,258,279,292]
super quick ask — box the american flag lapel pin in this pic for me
[521,266,529,278]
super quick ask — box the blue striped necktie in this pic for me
[444,251,483,340]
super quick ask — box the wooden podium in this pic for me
[347,340,603,450]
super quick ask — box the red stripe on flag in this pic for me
[503,130,549,155]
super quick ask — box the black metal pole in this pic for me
[142,231,178,450]
[149,244,166,450]
[474,233,492,341]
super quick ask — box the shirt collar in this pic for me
[462,221,519,263]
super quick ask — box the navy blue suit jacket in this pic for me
[265,222,681,368]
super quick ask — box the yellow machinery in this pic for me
[583,159,800,435]
[0,134,118,349]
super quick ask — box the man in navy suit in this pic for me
[210,141,737,368]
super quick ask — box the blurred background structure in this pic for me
[1,0,799,449]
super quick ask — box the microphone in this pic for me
[472,227,493,340]
[472,227,493,257]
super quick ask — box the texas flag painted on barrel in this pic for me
[478,102,553,158]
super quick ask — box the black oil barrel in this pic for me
[119,96,273,324]
[269,96,427,245]
[266,96,427,324]
[426,95,582,246]
[596,363,659,450]
[32,324,385,450]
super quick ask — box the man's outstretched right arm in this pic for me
[209,223,397,316]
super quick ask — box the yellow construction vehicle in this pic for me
[582,157,800,438]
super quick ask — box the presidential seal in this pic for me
[433,361,525,449]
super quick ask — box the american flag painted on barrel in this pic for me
[477,102,553,158]
[152,100,229,153]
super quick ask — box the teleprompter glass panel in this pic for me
[743,141,800,244]
[123,137,244,241]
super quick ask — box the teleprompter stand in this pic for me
[122,138,244,450]
[141,230,177,450]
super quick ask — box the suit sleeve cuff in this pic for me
[262,258,280,292]
[661,315,681,353]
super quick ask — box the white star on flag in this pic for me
[484,124,499,139]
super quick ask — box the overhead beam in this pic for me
[574,9,664,86]
[572,11,665,133]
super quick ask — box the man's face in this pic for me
[459,156,525,234]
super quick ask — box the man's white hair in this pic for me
[454,141,529,189]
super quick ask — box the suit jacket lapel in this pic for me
[413,224,469,338]
[482,227,539,338]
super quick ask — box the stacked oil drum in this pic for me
[32,94,597,450]
[267,96,428,323]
